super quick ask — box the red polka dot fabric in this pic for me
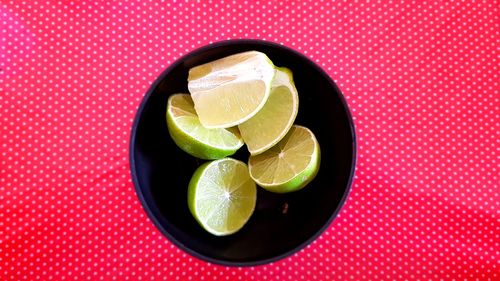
[1,0,498,280]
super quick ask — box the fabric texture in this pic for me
[0,0,498,280]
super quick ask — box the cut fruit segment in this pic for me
[187,51,276,128]
[166,94,244,160]
[188,158,257,236]
[238,67,299,155]
[248,125,320,193]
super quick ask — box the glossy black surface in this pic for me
[130,40,356,266]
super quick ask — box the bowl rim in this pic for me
[129,39,357,267]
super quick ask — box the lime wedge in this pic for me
[238,67,299,155]
[188,158,257,236]
[187,51,276,128]
[248,125,320,193]
[166,94,244,160]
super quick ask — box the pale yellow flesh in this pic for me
[249,126,318,186]
[192,159,256,235]
[238,67,299,155]
[168,94,243,150]
[187,51,275,128]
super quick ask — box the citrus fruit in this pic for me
[238,67,299,155]
[187,51,275,128]
[166,94,244,160]
[188,158,257,236]
[248,125,320,193]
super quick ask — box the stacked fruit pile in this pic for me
[166,51,320,236]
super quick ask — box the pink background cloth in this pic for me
[1,0,498,280]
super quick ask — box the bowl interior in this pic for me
[130,40,356,266]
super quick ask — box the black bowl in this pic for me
[130,39,356,266]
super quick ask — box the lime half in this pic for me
[188,158,257,236]
[166,94,244,160]
[248,125,320,193]
[238,67,299,155]
[188,51,275,128]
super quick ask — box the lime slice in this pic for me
[166,94,244,160]
[187,51,276,128]
[188,158,257,236]
[238,67,299,155]
[248,125,320,193]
